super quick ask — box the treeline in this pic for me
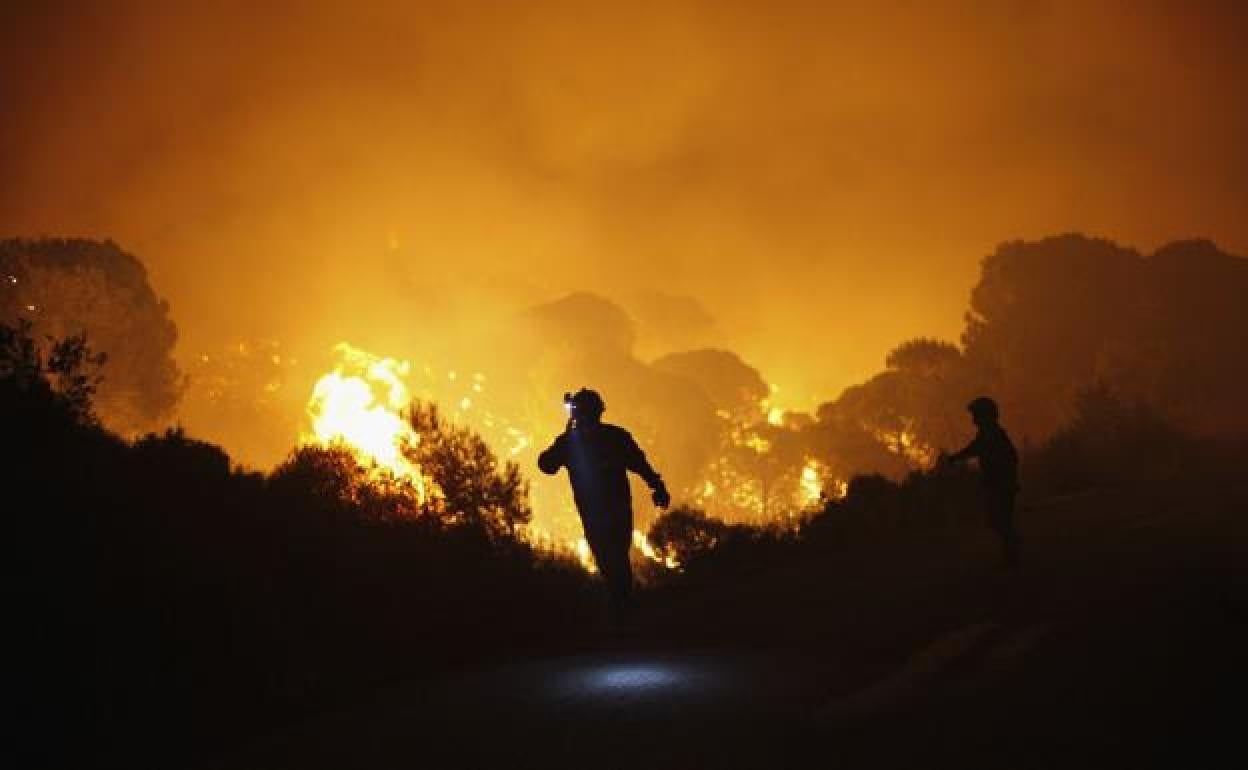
[663,234,1248,520]
[809,235,1248,469]
[3,321,593,768]
[7,234,1247,526]
[646,380,1248,582]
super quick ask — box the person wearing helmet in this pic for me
[538,388,671,615]
[944,396,1022,567]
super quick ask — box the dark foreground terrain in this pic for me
[206,482,1248,769]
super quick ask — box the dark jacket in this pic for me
[950,423,1020,493]
[538,423,663,516]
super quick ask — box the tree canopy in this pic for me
[0,238,183,433]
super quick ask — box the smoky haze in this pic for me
[3,0,1248,414]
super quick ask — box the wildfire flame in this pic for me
[570,531,680,573]
[633,529,680,569]
[799,459,822,505]
[304,343,428,501]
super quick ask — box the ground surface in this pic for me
[208,484,1248,769]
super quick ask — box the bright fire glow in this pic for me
[634,529,680,569]
[800,459,822,505]
[571,530,681,572]
[766,406,785,426]
[575,538,597,573]
[304,343,428,501]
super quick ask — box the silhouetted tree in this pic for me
[810,381,923,482]
[407,402,533,538]
[961,234,1248,441]
[651,348,769,422]
[627,290,717,356]
[816,341,966,469]
[0,238,184,433]
[806,234,1248,488]
[0,318,105,424]
[1025,382,1189,495]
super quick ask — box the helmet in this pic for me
[564,388,606,420]
[967,396,999,422]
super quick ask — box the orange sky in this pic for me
[3,1,1246,409]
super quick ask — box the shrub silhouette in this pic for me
[647,505,732,565]
[406,402,533,538]
[1024,383,1196,496]
[647,505,798,581]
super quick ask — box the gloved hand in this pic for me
[651,483,671,509]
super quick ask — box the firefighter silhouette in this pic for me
[944,396,1023,567]
[538,388,670,613]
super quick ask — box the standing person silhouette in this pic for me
[943,396,1023,568]
[538,388,670,615]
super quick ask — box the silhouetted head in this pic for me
[564,388,605,426]
[967,396,1000,427]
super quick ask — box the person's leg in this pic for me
[583,506,635,616]
[583,518,623,610]
[592,505,633,615]
[989,491,1021,567]
[583,517,611,584]
[608,527,633,611]
[603,508,634,613]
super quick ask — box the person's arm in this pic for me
[946,433,983,464]
[623,433,670,507]
[537,434,567,475]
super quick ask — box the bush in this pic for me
[647,504,798,580]
[1025,383,1191,496]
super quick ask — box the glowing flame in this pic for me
[304,343,427,500]
[873,428,939,467]
[570,530,680,573]
[768,407,786,426]
[743,434,771,454]
[799,459,822,505]
[633,529,680,569]
[575,538,597,573]
[830,478,850,500]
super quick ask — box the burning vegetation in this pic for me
[296,341,831,572]
[305,343,427,500]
